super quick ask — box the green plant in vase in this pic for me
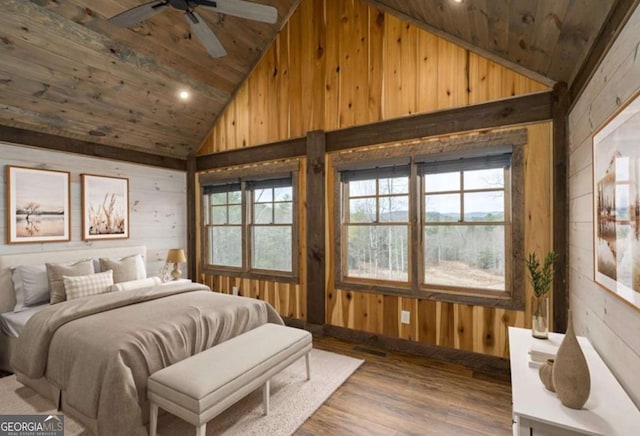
[526,251,557,339]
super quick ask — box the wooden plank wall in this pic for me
[198,0,548,153]
[326,123,552,357]
[567,5,640,406]
[0,141,187,277]
[197,0,552,357]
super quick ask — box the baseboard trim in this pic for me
[282,318,325,337]
[324,325,510,378]
[280,319,510,378]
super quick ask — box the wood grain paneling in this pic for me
[0,141,186,277]
[568,4,640,407]
[198,0,547,154]
[0,0,299,158]
[366,0,615,85]
[198,0,552,358]
[325,122,551,359]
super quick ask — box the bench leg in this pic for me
[149,403,158,436]
[263,379,270,416]
[305,352,311,380]
[196,423,206,436]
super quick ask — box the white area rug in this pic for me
[0,348,363,435]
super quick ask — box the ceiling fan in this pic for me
[110,0,278,58]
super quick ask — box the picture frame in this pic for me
[592,88,640,310]
[6,165,71,244]
[81,174,129,240]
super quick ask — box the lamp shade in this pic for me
[166,248,186,264]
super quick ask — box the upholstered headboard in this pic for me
[0,246,146,314]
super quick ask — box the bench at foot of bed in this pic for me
[147,323,312,436]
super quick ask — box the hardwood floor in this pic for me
[297,337,513,435]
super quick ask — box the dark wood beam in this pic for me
[569,0,640,107]
[325,91,553,152]
[186,153,197,281]
[196,137,306,171]
[552,82,570,333]
[0,126,186,170]
[306,131,326,325]
[196,93,554,170]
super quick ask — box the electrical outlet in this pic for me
[232,286,239,296]
[401,310,410,324]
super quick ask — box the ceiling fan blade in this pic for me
[201,0,278,24]
[110,1,168,27]
[187,12,227,58]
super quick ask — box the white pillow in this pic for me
[109,276,162,293]
[63,270,114,301]
[11,264,50,312]
[99,254,146,284]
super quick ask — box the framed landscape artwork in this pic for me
[593,89,640,309]
[82,174,129,240]
[6,166,71,244]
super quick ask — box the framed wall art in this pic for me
[6,166,71,244]
[82,174,129,240]
[593,89,640,309]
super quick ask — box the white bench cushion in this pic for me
[147,323,311,414]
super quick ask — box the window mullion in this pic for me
[243,183,250,273]
[459,171,464,223]
[410,161,420,294]
[271,188,275,224]
[375,179,380,224]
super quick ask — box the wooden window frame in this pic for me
[340,170,412,287]
[332,131,526,309]
[419,162,512,299]
[247,178,298,277]
[203,187,243,272]
[200,161,300,283]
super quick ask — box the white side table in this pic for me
[508,326,640,435]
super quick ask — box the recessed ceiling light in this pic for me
[179,90,190,100]
[453,0,463,3]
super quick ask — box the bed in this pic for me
[0,246,148,372]
[0,246,283,436]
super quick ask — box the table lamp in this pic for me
[166,249,187,281]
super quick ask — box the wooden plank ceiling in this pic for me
[0,0,617,159]
[367,0,615,85]
[0,0,298,158]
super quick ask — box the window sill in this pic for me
[335,279,524,310]
[203,267,299,284]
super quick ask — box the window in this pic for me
[202,169,298,281]
[249,179,294,272]
[341,167,410,282]
[334,136,525,309]
[421,156,510,294]
[206,183,242,268]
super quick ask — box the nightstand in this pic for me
[509,326,640,435]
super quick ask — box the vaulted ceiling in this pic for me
[368,0,614,85]
[0,0,624,160]
[0,0,299,159]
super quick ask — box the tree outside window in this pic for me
[202,174,297,279]
[338,154,514,302]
